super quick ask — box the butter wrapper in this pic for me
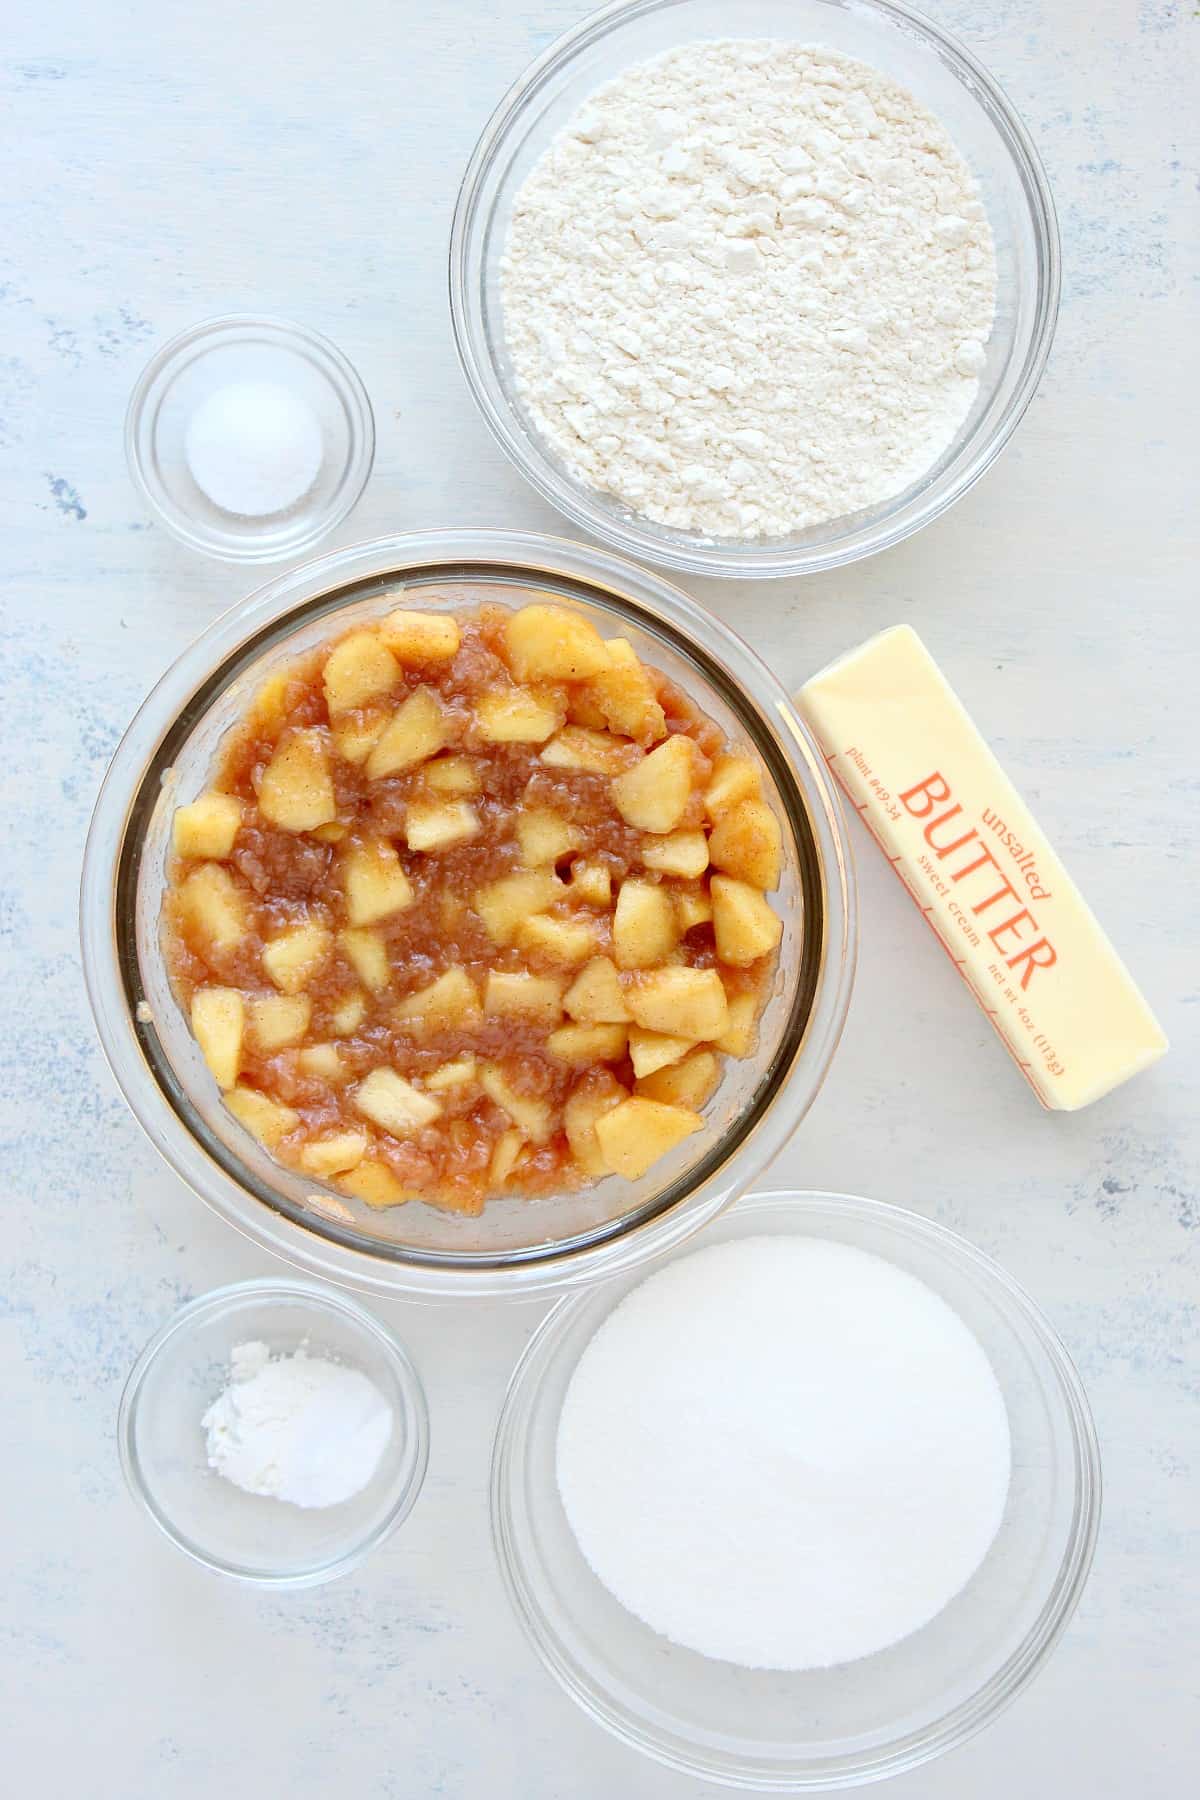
[799,625,1167,1110]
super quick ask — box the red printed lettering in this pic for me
[1008,937,1057,989]
[899,773,951,818]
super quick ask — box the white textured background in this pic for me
[2,1,1197,1794]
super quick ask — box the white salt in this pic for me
[556,1236,1011,1670]
[185,380,323,517]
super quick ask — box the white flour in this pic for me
[202,1341,392,1509]
[556,1237,1011,1670]
[502,41,997,539]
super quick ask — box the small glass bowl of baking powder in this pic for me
[118,1279,429,1586]
[126,315,375,563]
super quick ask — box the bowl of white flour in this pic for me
[450,0,1058,577]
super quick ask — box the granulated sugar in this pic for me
[502,41,997,539]
[556,1236,1010,1670]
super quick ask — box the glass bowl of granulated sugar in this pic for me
[491,1190,1100,1789]
[450,0,1059,578]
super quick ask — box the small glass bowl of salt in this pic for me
[118,1278,428,1586]
[125,315,375,562]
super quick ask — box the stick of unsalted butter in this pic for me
[798,625,1167,1111]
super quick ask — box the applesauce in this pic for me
[163,598,783,1216]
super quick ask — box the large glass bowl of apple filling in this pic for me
[81,532,856,1300]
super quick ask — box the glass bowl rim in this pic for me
[124,311,377,565]
[117,1275,431,1588]
[80,528,858,1301]
[490,1187,1102,1789]
[448,0,1062,580]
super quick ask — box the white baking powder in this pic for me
[502,41,997,539]
[556,1237,1010,1670]
[202,1340,392,1509]
[185,380,323,517]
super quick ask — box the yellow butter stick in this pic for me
[798,625,1166,1110]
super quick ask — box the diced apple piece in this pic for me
[172,792,242,861]
[337,1160,415,1209]
[258,730,336,832]
[504,604,611,682]
[587,640,667,745]
[191,987,244,1090]
[299,1132,369,1177]
[613,879,679,970]
[565,684,609,730]
[322,630,399,714]
[637,1048,720,1110]
[332,712,389,766]
[261,921,332,994]
[475,686,564,744]
[225,1085,299,1149]
[297,1043,346,1082]
[176,862,248,950]
[611,733,696,833]
[547,1022,628,1064]
[563,1074,628,1175]
[628,1026,696,1079]
[338,927,391,993]
[708,798,783,890]
[479,1064,552,1143]
[312,821,347,844]
[365,687,449,780]
[516,912,597,967]
[249,668,291,736]
[641,830,709,879]
[474,871,562,947]
[394,967,481,1029]
[569,859,613,907]
[540,726,638,775]
[343,838,414,926]
[705,753,763,819]
[423,755,480,796]
[330,990,367,1034]
[484,972,564,1027]
[353,1068,442,1138]
[426,1055,478,1092]
[489,1129,526,1189]
[674,888,713,932]
[715,989,762,1058]
[380,608,461,665]
[248,993,311,1052]
[563,956,629,1024]
[405,800,480,852]
[626,966,729,1041]
[594,1097,702,1180]
[711,876,783,967]
[517,809,580,868]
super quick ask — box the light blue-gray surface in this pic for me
[2,2,1197,1795]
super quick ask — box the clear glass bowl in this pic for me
[118,1279,429,1586]
[81,531,856,1301]
[449,0,1060,579]
[491,1189,1101,1789]
[125,315,375,563]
